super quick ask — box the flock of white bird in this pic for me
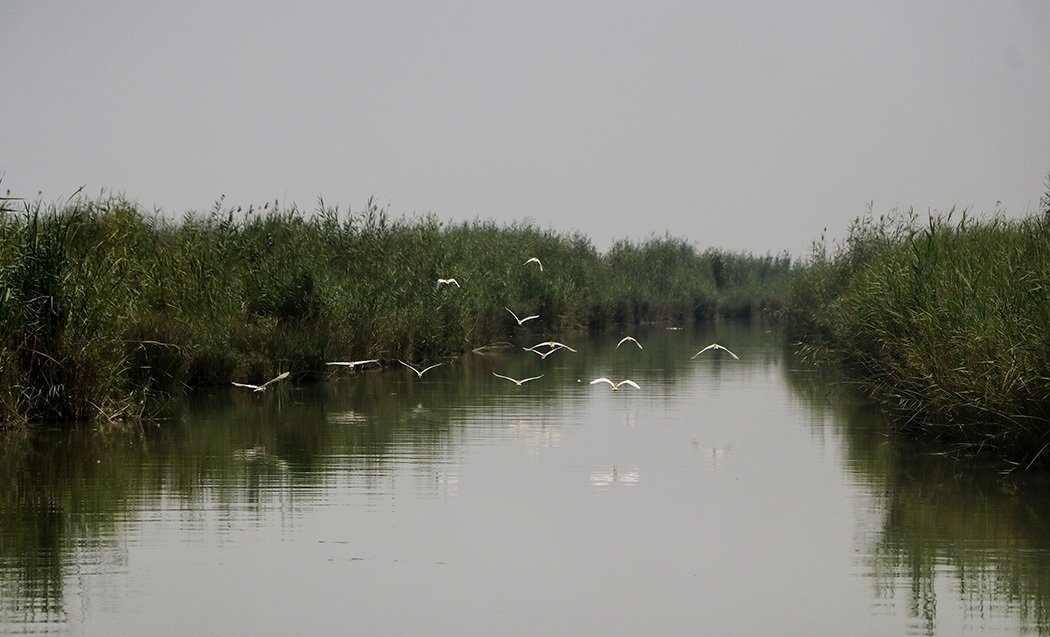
[231,255,739,393]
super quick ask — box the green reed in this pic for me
[786,204,1050,465]
[0,194,792,427]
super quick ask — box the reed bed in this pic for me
[0,194,792,427]
[786,206,1050,465]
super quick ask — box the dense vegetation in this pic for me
[0,194,791,426]
[785,199,1050,467]
[7,178,1050,467]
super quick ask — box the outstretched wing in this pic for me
[718,345,740,360]
[419,363,445,375]
[261,371,290,388]
[231,381,262,391]
[492,372,517,383]
[590,377,614,387]
[520,375,544,384]
[692,343,739,360]
[691,343,718,359]
[617,380,641,390]
[549,341,577,352]
[326,359,379,367]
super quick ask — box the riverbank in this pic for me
[785,205,1050,468]
[0,195,791,425]
[7,188,1050,469]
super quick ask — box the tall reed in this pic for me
[0,194,792,427]
[786,206,1050,464]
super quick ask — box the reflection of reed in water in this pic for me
[692,438,734,469]
[510,417,561,454]
[589,465,640,488]
[232,444,290,471]
[783,354,1050,634]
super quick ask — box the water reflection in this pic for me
[589,465,641,488]
[2,321,1050,635]
[785,361,1050,635]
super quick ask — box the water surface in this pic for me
[3,322,1050,636]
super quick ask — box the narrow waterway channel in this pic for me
[2,321,1049,636]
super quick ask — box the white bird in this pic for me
[589,377,640,391]
[690,343,740,360]
[231,371,290,392]
[436,278,460,288]
[523,346,561,360]
[325,359,379,368]
[524,257,543,271]
[531,340,577,353]
[616,336,642,350]
[399,360,445,378]
[505,306,539,325]
[492,372,544,386]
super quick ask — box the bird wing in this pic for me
[549,341,577,352]
[691,344,718,359]
[617,336,642,349]
[524,257,543,271]
[492,373,517,383]
[326,359,379,367]
[590,377,614,387]
[505,307,519,322]
[617,380,641,389]
[520,314,539,323]
[262,371,290,387]
[521,375,544,383]
[720,346,740,359]
[231,382,262,391]
[419,363,445,375]
[398,360,420,375]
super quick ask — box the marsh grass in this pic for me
[787,206,1050,465]
[0,194,791,427]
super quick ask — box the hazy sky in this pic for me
[3,1,1049,256]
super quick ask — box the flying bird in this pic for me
[524,257,543,271]
[616,336,642,350]
[436,278,460,288]
[523,346,561,360]
[589,377,640,391]
[492,372,544,386]
[231,371,290,392]
[399,360,445,377]
[505,307,539,325]
[690,343,740,360]
[325,359,379,369]
[531,340,577,353]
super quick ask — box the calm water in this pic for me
[3,322,1050,636]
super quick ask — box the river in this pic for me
[2,321,1049,636]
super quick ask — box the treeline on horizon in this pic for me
[0,194,791,424]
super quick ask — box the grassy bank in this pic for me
[0,194,792,426]
[786,203,1050,467]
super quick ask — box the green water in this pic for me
[2,322,1050,636]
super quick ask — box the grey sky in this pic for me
[2,1,1049,256]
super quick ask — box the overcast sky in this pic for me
[2,1,1049,256]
